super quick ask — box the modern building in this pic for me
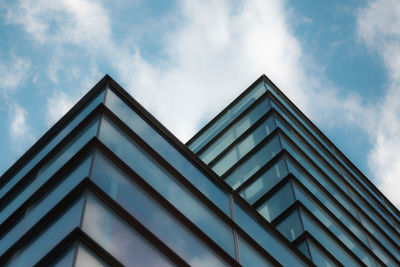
[0,74,399,266]
[187,75,400,266]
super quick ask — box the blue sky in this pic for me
[0,0,400,207]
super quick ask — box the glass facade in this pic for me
[188,76,400,266]
[0,75,310,266]
[2,74,399,266]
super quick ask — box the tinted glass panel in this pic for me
[190,81,266,153]
[296,239,310,259]
[0,154,91,255]
[5,195,85,266]
[238,236,274,267]
[0,90,103,199]
[258,182,295,222]
[105,88,230,215]
[308,240,339,267]
[200,97,271,164]
[212,115,275,175]
[91,151,228,266]
[75,242,109,267]
[226,135,281,189]
[98,117,236,257]
[82,194,174,267]
[293,184,377,266]
[49,243,75,267]
[300,209,360,266]
[233,201,307,266]
[0,118,98,226]
[239,157,287,204]
[276,208,303,242]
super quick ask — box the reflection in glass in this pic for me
[98,117,235,257]
[82,194,174,267]
[49,243,75,267]
[0,117,98,226]
[0,154,91,255]
[233,201,307,266]
[258,182,295,222]
[5,195,85,267]
[238,236,274,267]
[91,150,228,266]
[276,208,303,242]
[212,115,275,176]
[189,81,266,153]
[200,97,271,164]
[308,239,338,267]
[226,135,281,189]
[105,88,230,216]
[239,157,287,204]
[75,242,109,267]
[0,90,104,199]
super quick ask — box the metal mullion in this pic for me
[92,139,240,266]
[1,77,108,187]
[235,150,285,193]
[292,178,399,265]
[208,108,275,168]
[0,180,88,263]
[285,151,400,254]
[85,181,191,267]
[0,105,102,206]
[196,93,270,156]
[280,129,400,240]
[0,140,95,237]
[270,199,301,227]
[293,231,344,267]
[187,76,266,147]
[299,204,378,267]
[220,128,281,180]
[274,108,400,227]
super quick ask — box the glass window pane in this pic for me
[0,90,104,199]
[200,97,271,164]
[239,157,288,204]
[91,150,228,266]
[238,236,274,267]
[0,154,91,256]
[257,182,295,222]
[189,81,266,153]
[104,88,230,216]
[82,194,174,267]
[0,118,98,226]
[308,239,339,267]
[276,208,303,242]
[212,115,275,175]
[98,117,236,257]
[226,135,282,189]
[5,195,85,267]
[296,239,311,259]
[233,201,308,266]
[75,242,109,267]
[49,243,75,267]
[300,209,360,266]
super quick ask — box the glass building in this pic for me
[0,74,399,266]
[0,75,311,267]
[188,75,400,266]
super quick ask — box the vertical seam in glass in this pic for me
[229,193,241,264]
[71,240,79,267]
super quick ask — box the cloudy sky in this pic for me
[1,0,400,207]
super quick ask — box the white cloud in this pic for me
[8,103,35,153]
[357,0,400,207]
[46,91,76,126]
[0,54,31,96]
